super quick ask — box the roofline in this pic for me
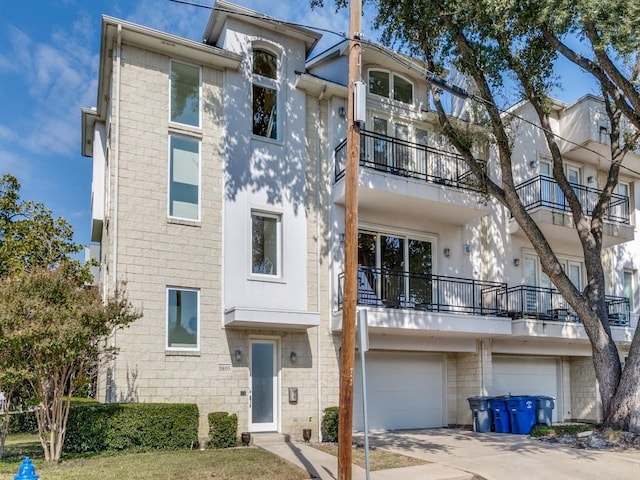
[295,72,348,98]
[81,15,242,158]
[204,0,321,55]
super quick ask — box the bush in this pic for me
[530,423,595,437]
[208,412,238,448]
[8,410,38,434]
[64,403,199,453]
[321,406,339,442]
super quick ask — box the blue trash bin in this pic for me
[536,396,555,426]
[467,396,492,433]
[506,396,536,434]
[488,396,511,433]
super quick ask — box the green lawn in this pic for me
[0,436,310,480]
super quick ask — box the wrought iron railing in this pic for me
[338,267,506,315]
[515,175,630,225]
[334,130,485,193]
[499,285,630,326]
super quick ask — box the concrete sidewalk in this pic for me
[253,433,474,480]
[255,429,640,480]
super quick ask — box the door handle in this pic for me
[249,391,252,408]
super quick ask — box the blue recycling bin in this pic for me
[488,396,511,433]
[536,396,555,426]
[506,396,536,434]
[467,396,492,433]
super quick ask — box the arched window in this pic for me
[368,69,414,106]
[252,47,279,139]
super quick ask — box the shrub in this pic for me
[208,412,238,448]
[530,423,595,437]
[8,411,38,434]
[321,406,339,442]
[64,403,199,453]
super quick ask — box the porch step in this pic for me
[251,432,292,445]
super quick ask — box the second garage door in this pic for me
[491,356,560,422]
[353,352,444,431]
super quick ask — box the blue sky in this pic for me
[0,0,595,250]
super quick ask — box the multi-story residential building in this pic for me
[82,1,639,439]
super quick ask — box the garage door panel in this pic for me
[492,356,559,422]
[354,352,444,431]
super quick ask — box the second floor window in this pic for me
[169,135,200,221]
[252,48,278,139]
[170,61,200,127]
[252,212,281,276]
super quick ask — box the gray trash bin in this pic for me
[536,396,555,426]
[467,396,492,432]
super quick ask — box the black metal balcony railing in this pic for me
[334,130,485,193]
[515,175,630,225]
[338,267,506,315]
[499,285,631,326]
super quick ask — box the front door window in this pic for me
[250,340,278,432]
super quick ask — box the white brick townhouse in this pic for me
[82,0,639,439]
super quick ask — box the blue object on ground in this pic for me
[14,457,39,480]
[488,396,511,433]
[506,396,536,434]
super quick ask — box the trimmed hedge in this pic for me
[8,410,38,434]
[321,406,339,442]
[208,412,238,448]
[530,423,595,437]
[64,403,199,453]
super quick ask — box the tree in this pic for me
[313,0,640,431]
[0,268,141,462]
[0,173,90,282]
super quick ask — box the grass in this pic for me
[0,435,310,480]
[311,443,427,471]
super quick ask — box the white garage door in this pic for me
[353,352,444,431]
[491,356,559,422]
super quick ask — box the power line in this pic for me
[363,40,640,177]
[168,0,348,38]
[169,0,640,176]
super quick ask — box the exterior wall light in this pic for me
[234,349,242,362]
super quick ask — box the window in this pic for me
[357,230,433,307]
[167,288,199,350]
[252,212,281,276]
[368,69,414,105]
[624,270,634,309]
[252,48,279,139]
[170,61,200,127]
[169,135,200,220]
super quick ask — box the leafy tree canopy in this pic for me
[0,173,91,282]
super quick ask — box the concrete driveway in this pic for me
[358,429,640,480]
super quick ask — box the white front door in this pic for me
[249,339,278,432]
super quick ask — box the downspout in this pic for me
[109,23,122,403]
[316,86,326,441]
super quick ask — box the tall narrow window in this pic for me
[252,212,281,276]
[170,61,200,127]
[624,270,634,310]
[167,288,199,350]
[252,48,278,139]
[169,135,200,220]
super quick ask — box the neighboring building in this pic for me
[82,1,640,439]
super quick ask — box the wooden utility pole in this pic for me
[338,0,361,478]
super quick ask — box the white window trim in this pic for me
[251,44,283,142]
[167,134,202,222]
[521,249,584,289]
[250,210,283,279]
[166,286,200,352]
[168,59,202,129]
[367,68,415,106]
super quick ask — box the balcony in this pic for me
[501,285,632,342]
[333,267,512,337]
[511,175,633,247]
[332,130,491,224]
